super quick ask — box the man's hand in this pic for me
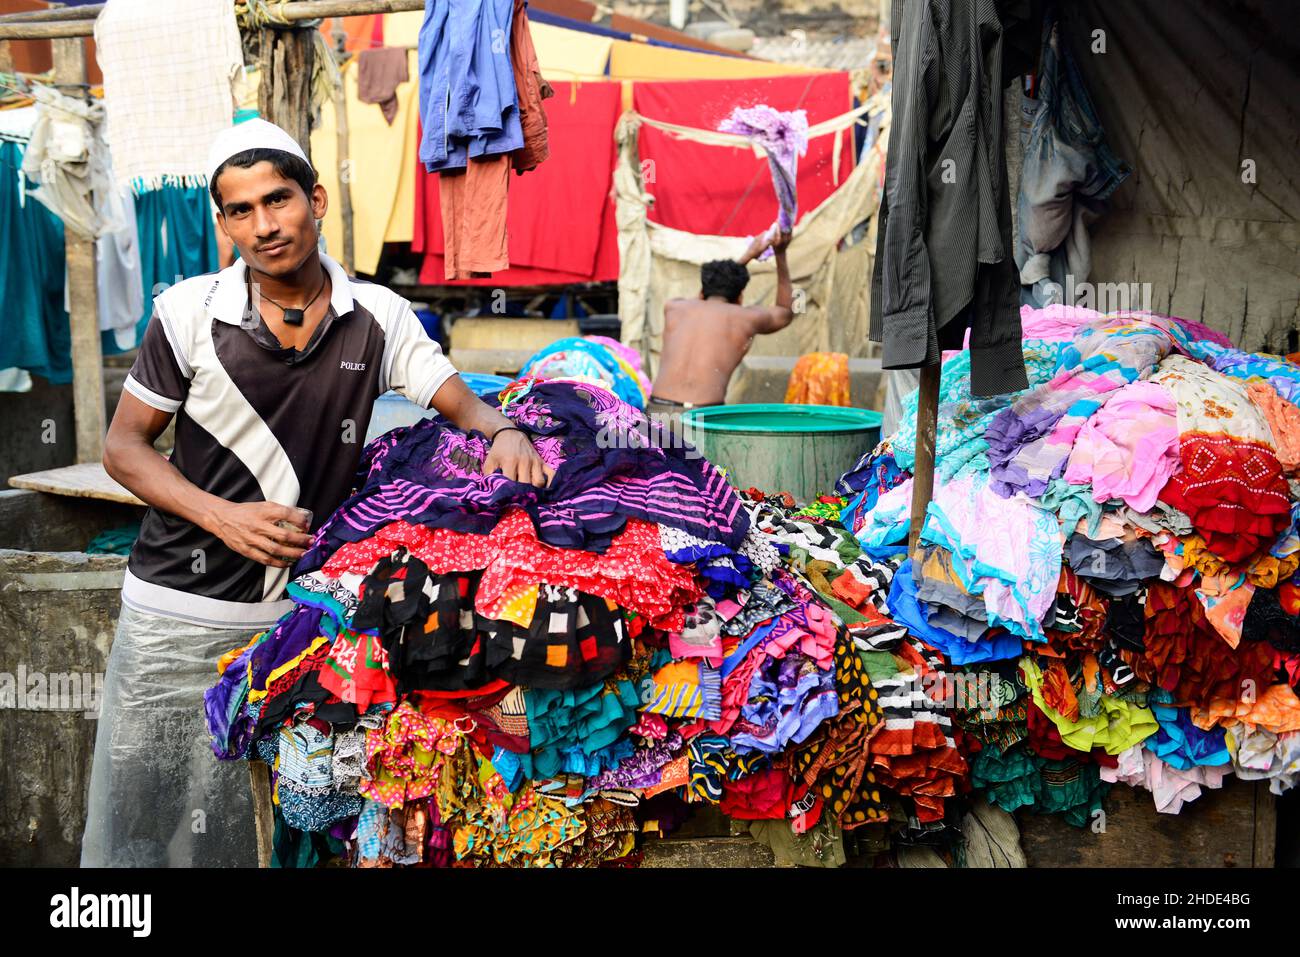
[482,429,554,488]
[739,227,777,265]
[429,376,555,488]
[772,228,792,252]
[206,501,314,568]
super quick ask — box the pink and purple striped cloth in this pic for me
[298,381,749,574]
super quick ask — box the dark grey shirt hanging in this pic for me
[870,0,1036,397]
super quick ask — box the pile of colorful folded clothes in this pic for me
[206,377,891,866]
[205,307,1300,867]
[836,305,1300,828]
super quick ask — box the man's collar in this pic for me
[209,250,355,325]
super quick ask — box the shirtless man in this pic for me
[648,228,794,418]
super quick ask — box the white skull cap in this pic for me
[206,118,309,189]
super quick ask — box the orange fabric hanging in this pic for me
[318,15,381,52]
[785,352,851,406]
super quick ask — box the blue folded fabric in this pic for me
[887,560,1023,664]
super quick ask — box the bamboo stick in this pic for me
[50,37,105,467]
[907,362,940,564]
[0,4,106,24]
[330,26,355,273]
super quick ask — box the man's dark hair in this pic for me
[700,259,750,303]
[209,148,318,209]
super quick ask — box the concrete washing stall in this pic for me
[0,488,142,866]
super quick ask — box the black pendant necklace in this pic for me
[252,271,328,326]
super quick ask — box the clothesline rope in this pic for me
[623,98,878,154]
[235,0,295,29]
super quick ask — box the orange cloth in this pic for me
[784,352,851,406]
[1191,682,1300,734]
[1248,552,1300,589]
[439,156,511,279]
[510,0,553,174]
[1248,381,1300,474]
[1038,658,1081,721]
[437,0,551,280]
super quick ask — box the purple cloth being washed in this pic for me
[718,105,809,249]
[298,380,749,573]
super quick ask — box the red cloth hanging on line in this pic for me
[414,80,623,286]
[410,72,854,285]
[633,71,853,237]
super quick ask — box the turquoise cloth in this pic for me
[86,524,141,555]
[1144,690,1231,771]
[1038,478,1104,539]
[520,337,646,409]
[520,678,640,779]
[890,339,1064,481]
[104,183,220,355]
[0,141,71,383]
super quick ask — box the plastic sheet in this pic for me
[81,605,259,867]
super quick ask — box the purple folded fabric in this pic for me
[298,380,750,573]
[249,605,325,695]
[718,104,809,248]
[591,731,684,790]
[986,314,1186,498]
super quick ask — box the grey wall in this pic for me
[1065,1,1299,351]
[0,490,137,866]
[0,378,76,486]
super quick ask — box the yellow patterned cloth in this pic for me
[360,702,464,809]
[453,783,587,867]
[1021,657,1157,755]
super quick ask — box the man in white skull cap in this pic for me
[82,119,551,867]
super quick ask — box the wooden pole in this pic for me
[0,0,427,40]
[257,23,315,160]
[0,4,107,24]
[1251,780,1276,867]
[907,362,940,563]
[248,761,276,867]
[52,36,105,466]
[330,24,355,273]
[0,19,94,39]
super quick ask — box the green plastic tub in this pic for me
[681,404,882,503]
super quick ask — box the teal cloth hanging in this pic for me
[0,140,72,384]
[103,182,220,355]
